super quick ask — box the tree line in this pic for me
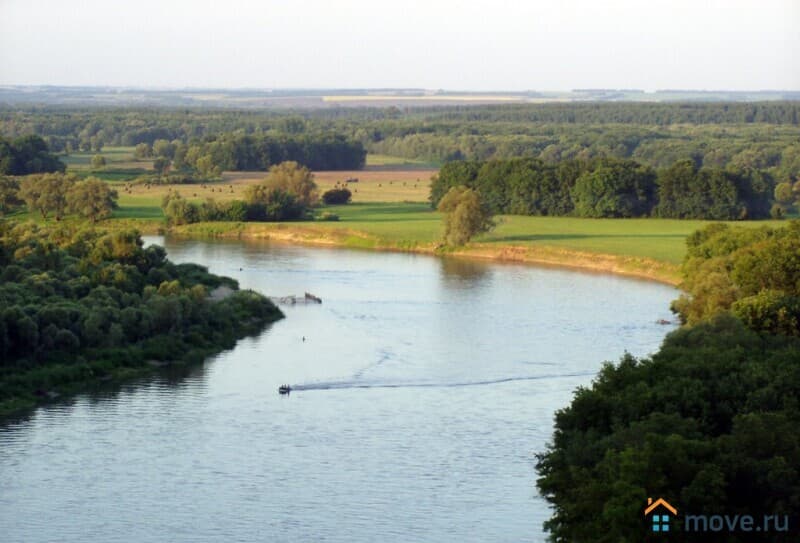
[0,222,283,415]
[1,172,118,222]
[536,220,800,542]
[2,105,799,180]
[430,157,776,220]
[134,133,365,177]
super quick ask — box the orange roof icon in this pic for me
[644,497,677,516]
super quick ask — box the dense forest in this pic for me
[430,157,774,220]
[0,222,283,415]
[1,103,799,180]
[536,221,800,542]
[0,135,65,175]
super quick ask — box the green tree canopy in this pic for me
[18,172,77,220]
[66,177,118,222]
[536,315,800,543]
[0,135,65,175]
[0,176,22,215]
[436,185,494,246]
[153,157,171,176]
[263,161,318,207]
[671,220,800,334]
[571,159,657,218]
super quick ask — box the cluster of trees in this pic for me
[773,178,800,217]
[672,221,800,335]
[0,135,65,175]
[431,157,774,220]
[131,133,365,179]
[536,220,800,542]
[161,161,316,225]
[0,222,283,414]
[0,173,119,222]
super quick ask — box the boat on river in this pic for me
[278,385,292,395]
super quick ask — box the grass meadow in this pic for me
[48,147,791,278]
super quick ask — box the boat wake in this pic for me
[289,371,596,392]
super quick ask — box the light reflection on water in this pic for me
[0,238,678,542]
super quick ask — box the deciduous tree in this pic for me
[263,161,318,207]
[67,177,118,222]
[19,172,77,220]
[436,185,494,246]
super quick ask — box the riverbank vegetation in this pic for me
[1,103,797,281]
[536,220,800,542]
[0,221,283,416]
[161,161,317,225]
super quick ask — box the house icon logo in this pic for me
[644,497,678,533]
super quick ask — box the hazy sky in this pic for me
[1,0,798,90]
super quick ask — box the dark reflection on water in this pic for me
[438,256,493,284]
[0,237,678,543]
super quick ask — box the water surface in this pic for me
[0,238,677,542]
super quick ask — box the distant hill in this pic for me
[1,86,798,108]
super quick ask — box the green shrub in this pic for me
[322,188,352,205]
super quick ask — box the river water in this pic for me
[0,238,678,542]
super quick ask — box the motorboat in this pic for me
[278,385,292,395]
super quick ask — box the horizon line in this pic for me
[2,85,800,94]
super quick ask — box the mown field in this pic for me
[64,147,435,203]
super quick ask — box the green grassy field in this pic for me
[56,147,790,279]
[310,204,786,264]
[109,193,788,265]
[61,146,152,181]
[61,146,138,167]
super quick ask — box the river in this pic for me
[0,238,678,542]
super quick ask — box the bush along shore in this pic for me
[0,221,283,417]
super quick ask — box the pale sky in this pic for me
[0,0,798,90]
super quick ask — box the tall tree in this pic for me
[436,185,494,246]
[263,161,318,207]
[67,177,118,222]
